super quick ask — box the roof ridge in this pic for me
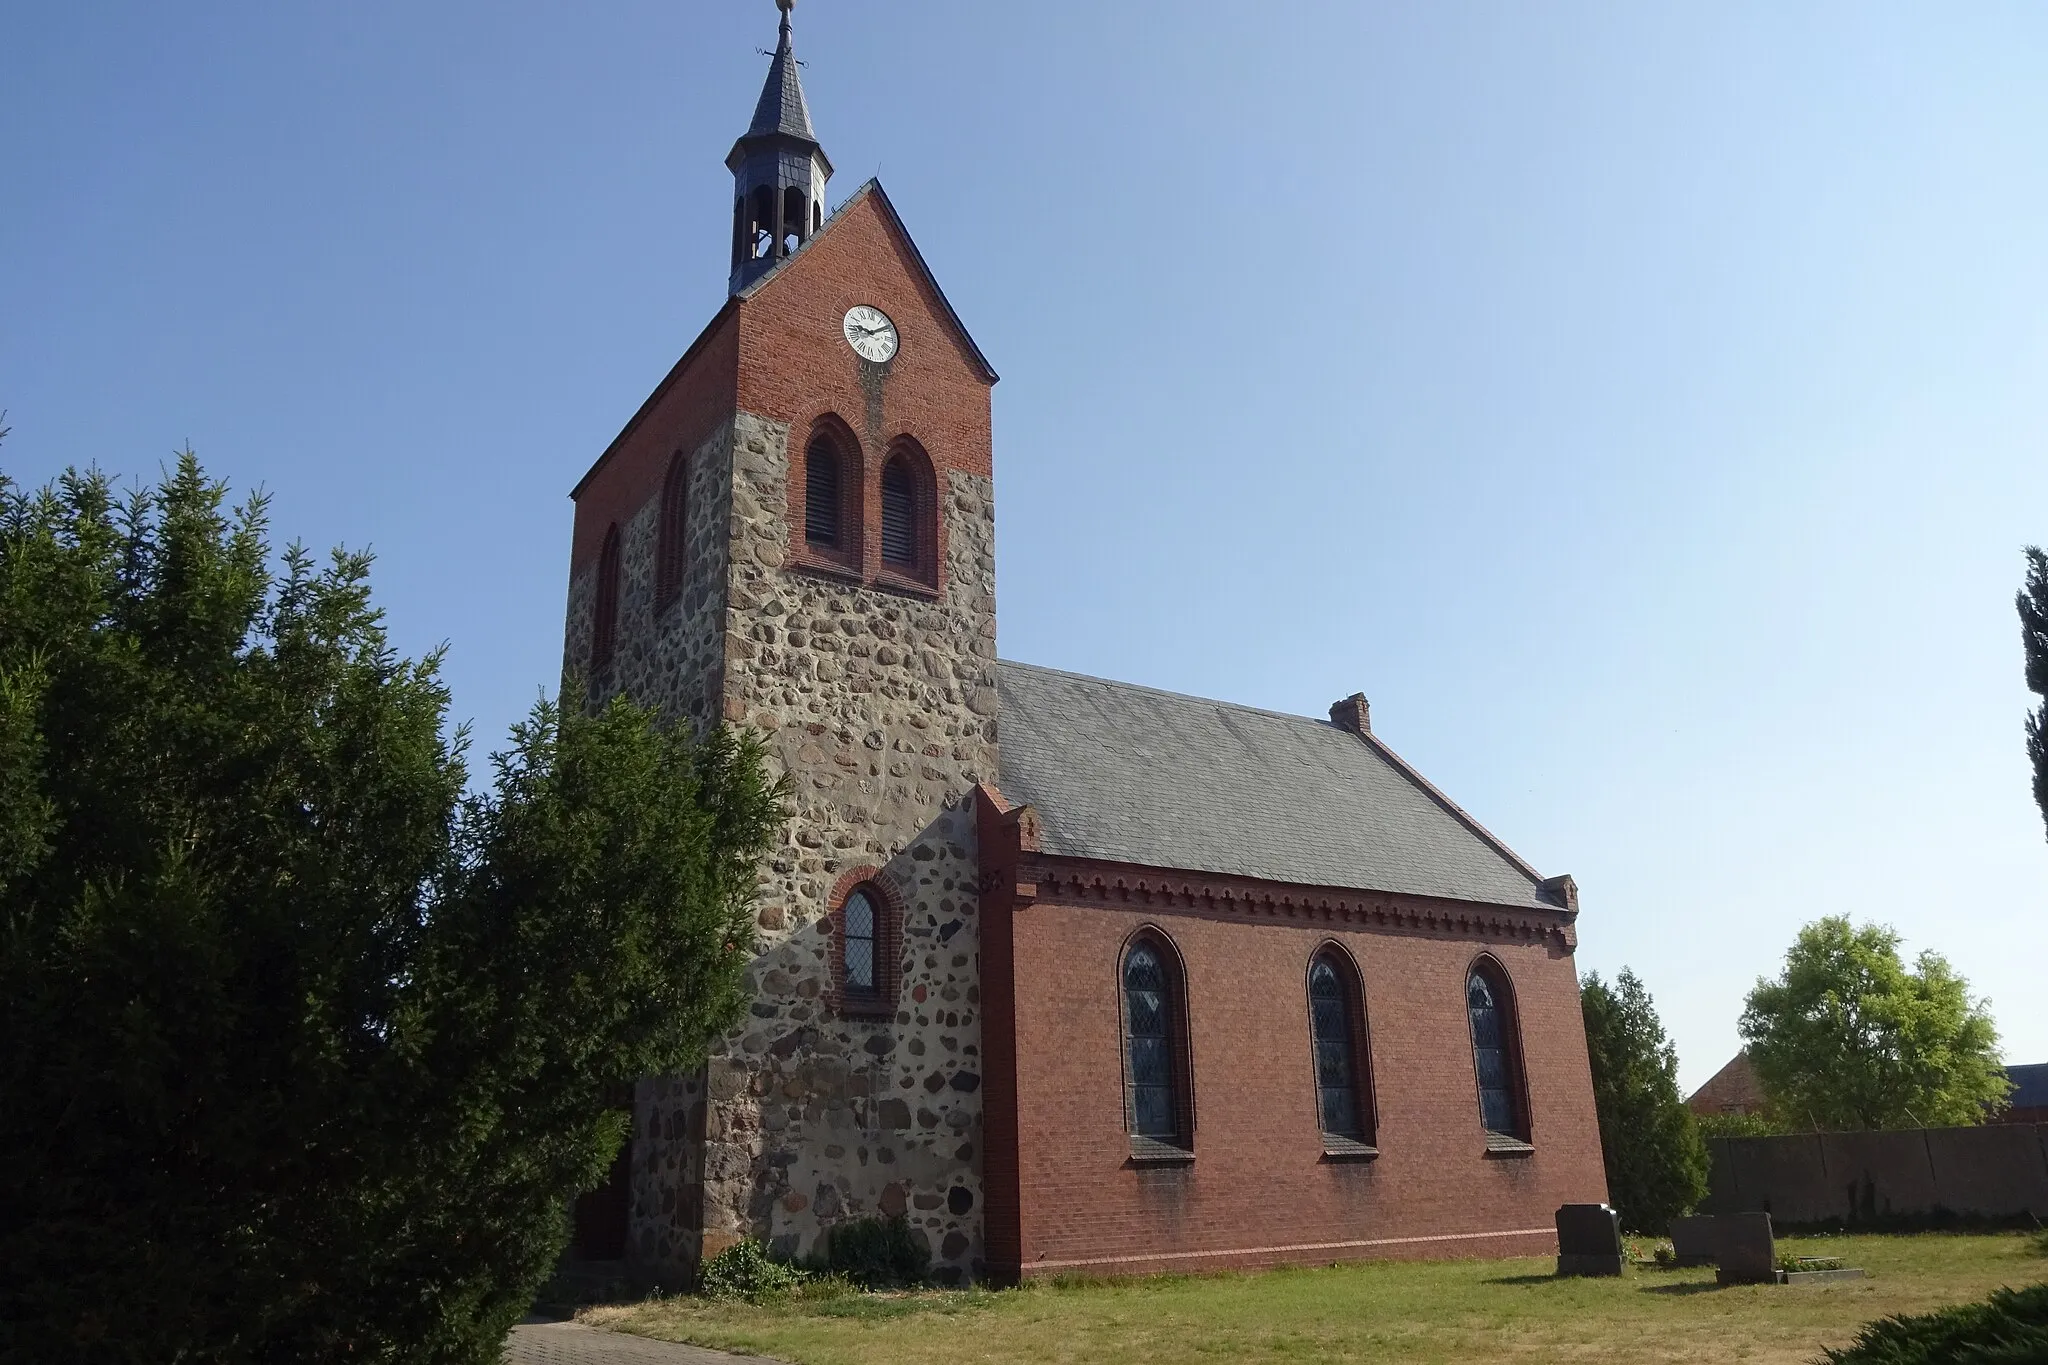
[996,656,1549,891]
[994,657,1336,730]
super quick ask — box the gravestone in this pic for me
[1713,1212,1777,1285]
[1668,1215,1720,1267]
[1554,1203,1625,1276]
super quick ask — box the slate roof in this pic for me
[1687,1052,1766,1115]
[744,8,818,144]
[993,660,1560,912]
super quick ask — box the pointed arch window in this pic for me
[1307,948,1376,1153]
[880,457,917,567]
[1467,959,1531,1147]
[655,451,689,612]
[1121,933,1192,1157]
[590,523,622,678]
[805,434,842,547]
[877,438,937,589]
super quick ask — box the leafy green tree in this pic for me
[0,454,785,1364]
[1580,968,1709,1231]
[2020,546,2048,845]
[1739,917,2008,1132]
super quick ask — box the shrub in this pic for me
[821,1215,931,1289]
[1822,1283,2048,1364]
[1697,1111,1780,1140]
[698,1239,810,1301]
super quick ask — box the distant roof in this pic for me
[993,660,1557,911]
[2008,1063,2048,1109]
[1687,1051,1766,1116]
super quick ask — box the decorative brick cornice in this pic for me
[1020,854,1576,951]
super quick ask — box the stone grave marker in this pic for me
[1668,1214,1720,1267]
[1713,1212,1778,1285]
[1554,1203,1624,1276]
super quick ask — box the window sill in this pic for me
[788,553,864,586]
[871,569,940,601]
[1320,1136,1380,1161]
[834,992,893,1020]
[1127,1136,1194,1165]
[1484,1133,1535,1157]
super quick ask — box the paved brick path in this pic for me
[505,1319,785,1364]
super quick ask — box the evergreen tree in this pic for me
[1579,969,1709,1232]
[1739,917,2008,1132]
[2020,546,2048,845]
[0,454,786,1364]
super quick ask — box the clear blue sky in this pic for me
[6,1,2045,1090]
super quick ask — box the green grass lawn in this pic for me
[583,1232,2045,1365]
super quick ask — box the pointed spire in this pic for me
[746,0,817,143]
[725,0,833,293]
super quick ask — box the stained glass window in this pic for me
[1309,956,1362,1138]
[1468,969,1518,1136]
[843,889,877,992]
[1123,942,1179,1140]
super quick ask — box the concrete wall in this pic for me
[1705,1125,2048,1224]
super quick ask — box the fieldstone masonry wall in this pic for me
[702,411,998,1285]
[566,409,999,1287]
[563,421,736,729]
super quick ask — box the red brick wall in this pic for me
[571,187,994,588]
[987,859,1608,1280]
[571,308,739,570]
[736,191,993,593]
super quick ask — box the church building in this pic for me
[560,2,1607,1287]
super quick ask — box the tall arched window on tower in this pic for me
[1122,932,1192,1156]
[878,438,936,587]
[1307,947,1376,1152]
[590,523,622,678]
[1467,958,1531,1146]
[655,451,689,612]
[880,458,916,568]
[805,433,842,548]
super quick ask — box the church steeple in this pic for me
[728,0,833,294]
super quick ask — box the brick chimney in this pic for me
[1329,693,1371,737]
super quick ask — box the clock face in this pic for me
[842,305,899,363]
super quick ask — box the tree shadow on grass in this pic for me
[1484,1274,1565,1286]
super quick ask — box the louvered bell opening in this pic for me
[805,439,840,546]
[880,461,916,566]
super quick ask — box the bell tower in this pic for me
[728,0,832,294]
[560,0,1002,1289]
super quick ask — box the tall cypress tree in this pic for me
[2021,547,2048,845]
[1580,968,1710,1232]
[0,453,787,1364]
